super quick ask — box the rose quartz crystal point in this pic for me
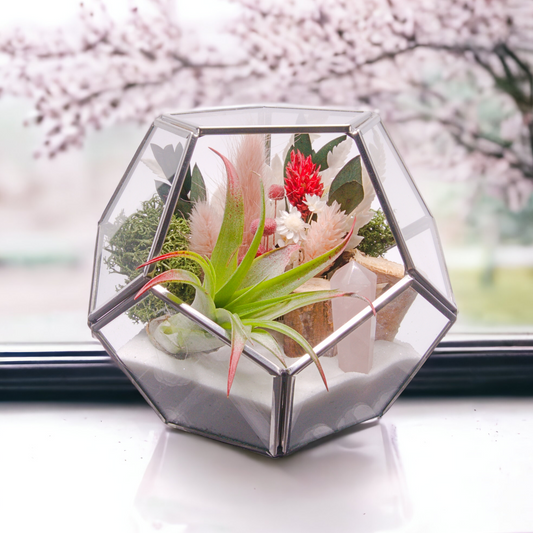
[330,260,377,373]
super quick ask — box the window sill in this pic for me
[1,334,532,399]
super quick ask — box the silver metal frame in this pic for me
[88,105,458,457]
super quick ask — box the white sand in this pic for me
[119,331,420,452]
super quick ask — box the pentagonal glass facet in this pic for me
[287,288,451,453]
[96,296,275,454]
[359,123,455,305]
[90,126,192,317]
[89,105,456,457]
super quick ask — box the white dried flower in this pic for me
[305,194,327,214]
[276,205,309,246]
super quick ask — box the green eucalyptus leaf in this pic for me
[173,165,195,218]
[327,155,363,214]
[156,183,171,202]
[190,164,206,203]
[283,134,314,176]
[312,135,347,171]
[294,133,314,158]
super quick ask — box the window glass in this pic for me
[1,0,531,343]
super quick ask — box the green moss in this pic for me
[104,195,200,323]
[356,209,396,257]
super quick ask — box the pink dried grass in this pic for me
[231,135,268,252]
[189,200,223,258]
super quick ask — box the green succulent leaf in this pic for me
[312,135,347,171]
[138,250,216,298]
[250,330,286,367]
[234,289,345,321]
[327,155,364,214]
[216,309,250,396]
[215,182,265,308]
[209,149,244,291]
[238,244,299,291]
[134,268,216,319]
[242,318,328,391]
[227,218,355,308]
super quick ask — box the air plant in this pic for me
[135,148,362,396]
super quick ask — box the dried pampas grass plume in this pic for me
[303,201,350,261]
[231,135,267,250]
[189,200,223,258]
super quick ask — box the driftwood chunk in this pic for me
[282,278,337,358]
[352,250,416,341]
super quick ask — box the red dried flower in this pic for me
[285,150,323,218]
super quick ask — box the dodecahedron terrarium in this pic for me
[88,105,457,457]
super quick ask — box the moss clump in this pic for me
[356,209,396,257]
[104,195,201,323]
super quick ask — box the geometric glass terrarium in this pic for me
[88,105,457,457]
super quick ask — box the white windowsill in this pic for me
[1,397,532,532]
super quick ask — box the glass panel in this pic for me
[171,106,368,129]
[404,220,455,303]
[99,297,273,453]
[288,289,450,453]
[91,127,191,314]
[362,123,455,304]
[362,123,428,228]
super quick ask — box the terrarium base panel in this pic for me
[118,331,420,455]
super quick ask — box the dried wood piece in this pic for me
[352,250,416,341]
[282,278,337,358]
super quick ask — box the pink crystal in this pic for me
[330,260,377,373]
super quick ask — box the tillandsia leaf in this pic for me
[138,250,216,298]
[328,155,364,214]
[242,318,328,391]
[214,182,266,308]
[216,309,250,396]
[234,290,347,320]
[250,329,286,368]
[312,135,347,171]
[134,269,216,319]
[209,148,244,291]
[228,218,356,308]
[237,244,299,291]
[190,164,206,203]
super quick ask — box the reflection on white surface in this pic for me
[1,399,532,532]
[133,421,411,533]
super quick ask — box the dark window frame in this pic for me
[1,335,532,400]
